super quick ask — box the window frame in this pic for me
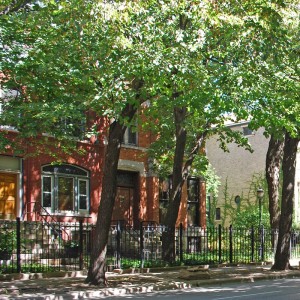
[159,176,172,207]
[187,177,200,226]
[57,116,87,140]
[41,164,90,216]
[42,175,54,209]
[123,126,138,146]
[78,178,89,212]
[159,176,172,224]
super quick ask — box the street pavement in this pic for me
[1,262,300,299]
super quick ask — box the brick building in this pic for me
[0,110,207,228]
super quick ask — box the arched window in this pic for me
[42,164,90,214]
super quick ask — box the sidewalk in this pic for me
[1,263,300,299]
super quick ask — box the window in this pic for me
[56,116,86,140]
[58,177,74,210]
[0,99,9,128]
[234,195,241,205]
[159,177,171,206]
[187,178,199,226]
[216,207,221,221]
[123,126,137,145]
[242,126,253,136]
[159,177,172,223]
[79,179,89,210]
[42,176,52,208]
[0,89,20,130]
[42,164,90,214]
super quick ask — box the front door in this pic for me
[112,187,134,225]
[112,171,139,227]
[0,173,17,220]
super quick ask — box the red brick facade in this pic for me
[0,116,206,228]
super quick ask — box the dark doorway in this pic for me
[112,171,139,227]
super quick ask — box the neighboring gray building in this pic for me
[206,121,300,226]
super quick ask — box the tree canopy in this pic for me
[2,0,298,150]
[1,0,299,280]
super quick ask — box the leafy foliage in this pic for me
[232,205,270,229]
[1,0,299,278]
[0,229,16,253]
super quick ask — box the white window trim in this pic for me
[41,165,90,217]
[42,175,54,214]
[78,178,89,212]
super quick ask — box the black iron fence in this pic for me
[0,218,93,273]
[1,219,300,274]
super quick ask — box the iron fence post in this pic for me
[140,222,144,268]
[261,225,265,261]
[79,220,83,270]
[229,225,233,264]
[16,217,21,273]
[218,224,222,264]
[290,230,295,260]
[179,223,183,263]
[251,226,254,262]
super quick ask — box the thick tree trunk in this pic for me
[162,106,187,262]
[272,132,299,271]
[161,106,209,262]
[85,121,124,286]
[266,134,284,230]
[85,104,137,285]
[161,13,200,262]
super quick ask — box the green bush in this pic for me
[232,205,269,228]
[0,230,16,254]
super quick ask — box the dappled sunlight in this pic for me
[2,275,300,299]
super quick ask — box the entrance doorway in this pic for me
[0,173,17,220]
[112,171,139,227]
[113,187,134,225]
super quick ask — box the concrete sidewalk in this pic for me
[1,263,300,299]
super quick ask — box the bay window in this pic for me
[42,164,90,215]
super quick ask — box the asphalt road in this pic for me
[103,278,300,300]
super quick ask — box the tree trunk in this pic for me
[272,132,299,271]
[162,106,187,262]
[266,134,284,230]
[85,104,137,285]
[161,105,209,262]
